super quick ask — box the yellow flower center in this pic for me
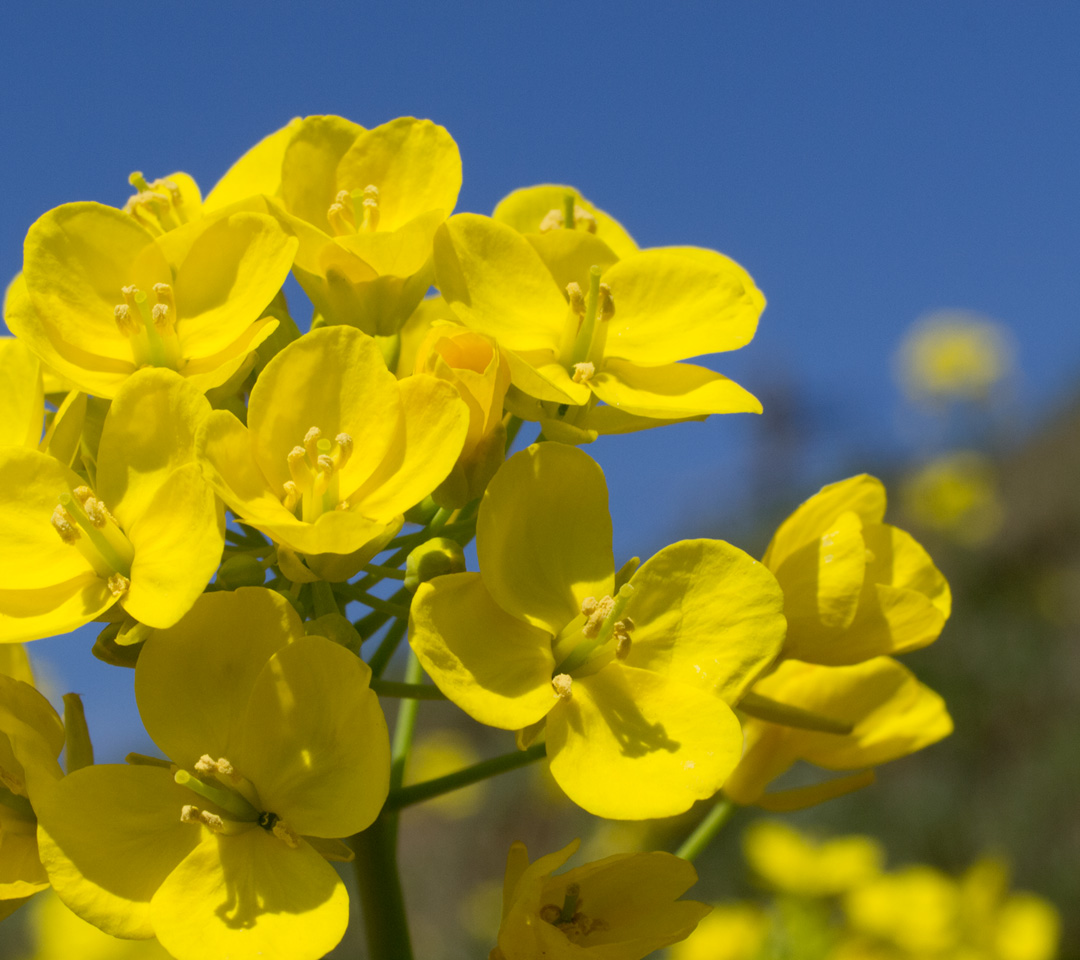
[282,427,354,522]
[326,185,381,236]
[122,171,190,235]
[564,267,614,371]
[113,282,181,369]
[551,585,636,677]
[51,485,135,585]
[539,194,598,234]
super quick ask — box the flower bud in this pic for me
[216,554,267,590]
[404,537,467,593]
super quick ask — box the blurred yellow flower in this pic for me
[404,730,486,819]
[902,451,1004,546]
[668,902,768,960]
[490,839,709,960]
[18,891,173,960]
[896,310,1014,404]
[742,820,884,897]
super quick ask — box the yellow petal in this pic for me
[336,117,461,232]
[238,636,389,837]
[161,212,297,359]
[334,209,443,278]
[590,359,762,418]
[134,588,302,770]
[94,369,211,531]
[753,770,876,812]
[0,449,95,589]
[409,572,556,730]
[203,117,304,211]
[435,215,567,353]
[0,337,42,448]
[525,230,620,293]
[349,374,469,522]
[477,444,614,635]
[39,390,86,466]
[247,326,403,498]
[23,203,172,363]
[623,539,786,703]
[546,664,743,819]
[35,764,201,939]
[151,830,348,960]
[764,475,886,570]
[602,248,763,365]
[0,813,49,899]
[0,575,115,644]
[0,645,33,685]
[279,115,365,232]
[493,184,639,258]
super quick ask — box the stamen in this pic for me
[598,283,615,320]
[282,480,300,513]
[151,303,172,330]
[287,447,310,490]
[566,282,585,315]
[71,486,93,506]
[552,673,573,701]
[51,506,80,544]
[351,185,380,232]
[83,497,109,528]
[327,203,353,236]
[114,304,139,336]
[58,492,134,577]
[272,820,300,848]
[581,596,615,638]
[555,583,636,676]
[304,427,322,464]
[539,208,564,233]
[107,573,130,597]
[574,206,598,233]
[334,433,353,469]
[568,266,604,367]
[572,362,595,384]
[194,755,216,774]
[174,769,258,821]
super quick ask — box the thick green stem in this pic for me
[368,619,408,679]
[390,654,424,792]
[385,742,547,811]
[371,680,446,700]
[350,813,413,960]
[675,796,736,862]
[310,580,338,619]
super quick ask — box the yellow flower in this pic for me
[742,820,884,897]
[410,443,785,818]
[205,115,461,334]
[896,310,1014,404]
[764,474,951,665]
[404,730,486,819]
[8,201,297,398]
[725,657,952,810]
[35,588,390,960]
[433,213,763,439]
[492,184,639,258]
[18,891,174,960]
[197,325,469,581]
[0,666,66,920]
[414,320,512,507]
[0,368,223,642]
[902,451,1004,547]
[121,170,205,237]
[490,838,710,960]
[668,902,768,960]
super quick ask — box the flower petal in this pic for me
[590,359,761,419]
[94,369,211,531]
[409,572,556,730]
[602,248,764,366]
[336,117,461,232]
[135,588,302,770]
[0,575,115,644]
[435,215,567,353]
[237,636,389,838]
[546,664,743,819]
[525,230,620,293]
[35,764,201,939]
[151,830,348,960]
[478,444,614,635]
[0,338,42,449]
[203,118,304,211]
[279,115,365,232]
[624,539,786,704]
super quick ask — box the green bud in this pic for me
[216,554,267,590]
[62,693,94,773]
[404,537,466,593]
[404,496,440,526]
[91,622,143,668]
[305,613,363,655]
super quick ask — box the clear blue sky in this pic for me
[4,2,1079,756]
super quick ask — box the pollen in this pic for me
[552,673,573,701]
[113,304,139,336]
[51,505,80,544]
[566,282,585,315]
[304,426,322,463]
[334,432,354,468]
[272,820,301,849]
[581,595,615,638]
[107,573,130,597]
[572,362,595,384]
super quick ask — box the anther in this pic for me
[195,755,216,774]
[72,486,93,506]
[327,203,353,236]
[599,283,615,320]
[51,506,80,544]
[552,674,573,701]
[272,820,300,849]
[153,282,176,309]
[566,282,585,315]
[615,631,632,660]
[581,597,598,617]
[351,185,381,232]
[114,304,139,336]
[574,206,598,233]
[572,362,595,384]
[82,498,108,528]
[180,804,201,824]
[304,427,322,463]
[151,303,172,330]
[317,454,334,475]
[334,433,353,469]
[539,208,564,233]
[282,481,300,513]
[581,595,615,638]
[107,573,130,597]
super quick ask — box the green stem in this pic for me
[428,507,454,535]
[310,580,338,618]
[385,742,547,811]
[390,654,424,792]
[350,812,413,960]
[371,680,446,700]
[368,618,408,678]
[363,564,407,580]
[354,586,411,641]
[353,592,411,620]
[675,796,736,862]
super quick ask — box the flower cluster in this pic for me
[0,115,959,960]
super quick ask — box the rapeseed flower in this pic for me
[8,201,296,398]
[410,443,785,818]
[902,451,1004,546]
[433,213,762,438]
[35,588,390,960]
[764,474,951,665]
[489,838,709,960]
[0,369,222,642]
[205,115,461,334]
[197,325,468,581]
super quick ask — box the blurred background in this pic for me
[1,3,1078,957]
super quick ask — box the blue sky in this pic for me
[3,2,1079,756]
